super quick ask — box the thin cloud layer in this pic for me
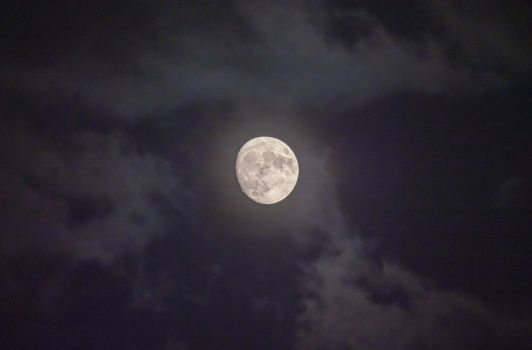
[5,1,528,117]
[0,118,182,261]
[0,1,530,349]
[291,152,530,350]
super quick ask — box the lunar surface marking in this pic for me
[236,137,299,205]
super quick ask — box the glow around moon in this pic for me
[236,137,299,205]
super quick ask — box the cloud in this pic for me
[285,145,531,350]
[0,2,530,349]
[5,0,526,118]
[296,235,529,349]
[0,118,183,262]
[429,0,532,75]
[165,338,188,350]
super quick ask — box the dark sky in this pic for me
[1,1,531,349]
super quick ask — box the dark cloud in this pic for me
[0,97,185,261]
[297,228,530,349]
[0,1,531,349]
[6,0,527,116]
[328,88,532,302]
[433,0,531,73]
[0,1,157,70]
[318,0,442,46]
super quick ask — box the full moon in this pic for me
[236,136,299,205]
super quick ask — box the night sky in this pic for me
[1,1,531,349]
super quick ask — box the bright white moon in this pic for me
[236,136,299,205]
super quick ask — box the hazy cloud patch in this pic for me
[0,119,182,261]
